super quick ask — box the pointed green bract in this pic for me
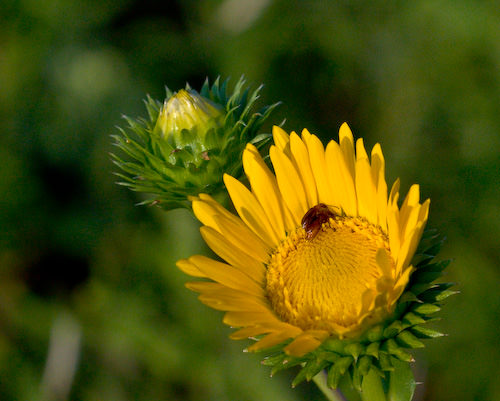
[111,77,280,209]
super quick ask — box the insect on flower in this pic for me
[301,203,337,240]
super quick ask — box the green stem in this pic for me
[312,371,347,401]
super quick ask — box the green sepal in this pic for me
[261,352,287,367]
[351,363,363,392]
[402,312,426,326]
[410,325,445,339]
[345,342,363,361]
[418,288,458,303]
[305,359,330,382]
[409,270,444,286]
[366,342,380,358]
[292,358,330,387]
[378,352,394,372]
[327,356,354,389]
[361,368,387,401]
[323,338,345,354]
[383,321,404,338]
[271,356,303,376]
[411,303,441,315]
[366,324,384,342]
[396,331,425,349]
[397,291,421,305]
[382,339,414,362]
[358,355,373,376]
[388,358,416,401]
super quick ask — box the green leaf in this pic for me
[388,358,416,401]
[361,368,387,401]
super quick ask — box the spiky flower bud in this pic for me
[112,77,280,209]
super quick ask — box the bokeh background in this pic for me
[1,1,499,400]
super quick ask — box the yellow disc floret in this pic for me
[266,208,394,336]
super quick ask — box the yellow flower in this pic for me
[177,123,430,358]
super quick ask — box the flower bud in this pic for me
[112,77,280,210]
[155,88,224,145]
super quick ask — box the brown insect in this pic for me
[301,203,337,240]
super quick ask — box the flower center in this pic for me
[266,208,393,334]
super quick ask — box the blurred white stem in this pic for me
[41,312,81,401]
[312,371,347,401]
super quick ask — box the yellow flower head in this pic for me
[178,124,430,356]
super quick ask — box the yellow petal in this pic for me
[189,255,264,297]
[192,194,243,232]
[243,144,290,238]
[185,281,226,294]
[303,130,336,205]
[387,179,401,262]
[376,248,395,279]
[400,204,421,247]
[338,123,356,182]
[200,226,265,284]
[223,311,278,327]
[355,138,377,224]
[224,174,280,245]
[270,145,309,225]
[198,293,269,312]
[361,288,376,312]
[290,132,318,207]
[325,140,357,216]
[390,265,415,305]
[230,326,274,340]
[371,143,388,231]
[212,213,270,263]
[272,125,290,152]
[400,184,420,232]
[419,199,430,224]
[247,331,296,352]
[284,333,322,357]
[186,282,268,305]
[396,222,426,275]
[176,258,206,278]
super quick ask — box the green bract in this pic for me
[111,77,280,209]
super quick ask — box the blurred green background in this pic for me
[1,1,499,400]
